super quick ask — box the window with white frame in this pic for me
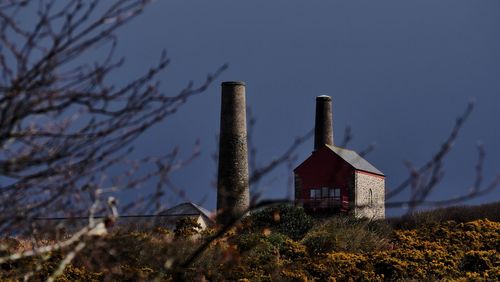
[310,189,321,199]
[309,187,341,199]
[322,187,329,198]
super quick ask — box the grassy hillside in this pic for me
[1,202,499,281]
[388,201,500,229]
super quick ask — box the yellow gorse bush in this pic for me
[1,214,499,281]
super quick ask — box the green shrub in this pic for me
[233,233,266,253]
[278,238,308,261]
[246,204,314,240]
[226,233,281,281]
[265,232,288,249]
[460,250,496,273]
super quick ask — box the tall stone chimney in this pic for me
[216,81,250,225]
[314,95,334,150]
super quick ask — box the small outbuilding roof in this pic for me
[159,202,214,221]
[326,144,384,176]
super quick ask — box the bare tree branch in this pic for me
[0,0,226,235]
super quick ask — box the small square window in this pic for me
[310,189,321,199]
[329,188,335,198]
[322,187,329,197]
[334,188,340,198]
[329,188,341,198]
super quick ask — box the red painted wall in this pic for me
[294,146,355,201]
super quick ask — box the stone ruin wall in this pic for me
[354,171,385,219]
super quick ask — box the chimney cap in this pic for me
[222,81,246,86]
[316,95,331,100]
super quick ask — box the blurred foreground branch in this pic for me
[0,0,225,234]
[385,101,499,212]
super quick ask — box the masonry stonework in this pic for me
[217,82,250,225]
[293,96,386,219]
[354,171,385,219]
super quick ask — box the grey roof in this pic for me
[326,144,385,176]
[159,202,213,220]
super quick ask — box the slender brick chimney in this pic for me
[314,95,334,150]
[216,81,250,225]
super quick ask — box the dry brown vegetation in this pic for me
[1,1,499,281]
[1,202,499,281]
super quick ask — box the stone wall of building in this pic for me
[354,171,385,219]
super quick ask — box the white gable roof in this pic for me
[159,202,213,222]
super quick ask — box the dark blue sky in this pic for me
[109,1,499,215]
